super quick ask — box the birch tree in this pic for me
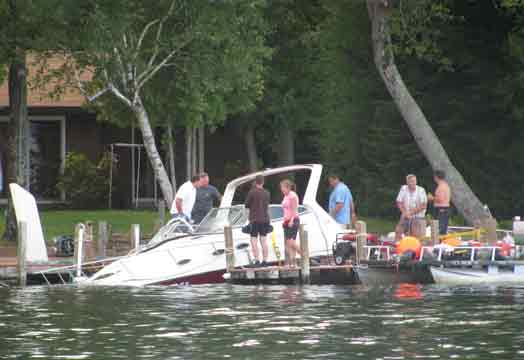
[54,0,270,205]
[366,0,491,225]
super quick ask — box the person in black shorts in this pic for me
[245,175,271,267]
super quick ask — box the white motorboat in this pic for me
[86,164,345,286]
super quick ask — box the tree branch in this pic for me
[136,35,193,91]
[133,19,160,62]
[109,83,132,107]
[147,0,178,69]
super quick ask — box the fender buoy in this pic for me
[495,241,512,257]
[396,236,422,258]
[341,233,379,244]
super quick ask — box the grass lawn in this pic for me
[361,217,397,235]
[0,210,159,245]
[0,209,512,246]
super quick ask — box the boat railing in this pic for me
[363,245,393,261]
[419,245,502,262]
[38,256,124,285]
[363,244,519,264]
[448,226,512,239]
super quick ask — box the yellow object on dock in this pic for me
[271,231,282,266]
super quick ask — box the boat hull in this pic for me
[430,266,524,285]
[355,262,433,286]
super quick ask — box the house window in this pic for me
[0,116,66,200]
[30,120,62,198]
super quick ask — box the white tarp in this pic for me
[9,183,48,263]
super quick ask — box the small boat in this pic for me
[85,164,346,286]
[430,264,524,285]
[426,242,524,285]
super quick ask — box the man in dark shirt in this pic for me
[192,172,222,224]
[245,175,271,267]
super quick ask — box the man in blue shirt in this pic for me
[328,175,356,226]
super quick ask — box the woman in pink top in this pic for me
[280,179,302,267]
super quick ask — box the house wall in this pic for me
[1,106,250,208]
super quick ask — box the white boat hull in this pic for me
[430,266,524,285]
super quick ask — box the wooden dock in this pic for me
[228,264,356,285]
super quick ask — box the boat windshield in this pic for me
[195,206,249,234]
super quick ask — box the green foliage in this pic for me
[57,152,112,209]
[0,210,158,244]
[60,0,271,132]
[389,0,458,70]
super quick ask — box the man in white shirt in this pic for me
[395,174,427,241]
[170,175,200,221]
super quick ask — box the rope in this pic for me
[271,231,282,266]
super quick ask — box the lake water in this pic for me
[1,284,523,359]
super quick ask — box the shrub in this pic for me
[57,152,113,209]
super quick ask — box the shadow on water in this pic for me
[1,283,524,359]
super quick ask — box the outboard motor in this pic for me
[54,235,74,257]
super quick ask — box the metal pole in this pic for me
[136,147,141,208]
[74,223,86,278]
[17,221,28,287]
[131,126,135,207]
[108,144,113,209]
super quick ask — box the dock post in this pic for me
[85,221,95,260]
[355,220,367,265]
[430,220,439,245]
[131,224,141,251]
[158,200,166,226]
[17,221,28,287]
[74,223,86,278]
[97,221,108,258]
[485,218,498,243]
[299,225,310,284]
[224,226,235,272]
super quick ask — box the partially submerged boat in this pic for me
[85,164,346,286]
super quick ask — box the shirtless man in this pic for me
[428,170,451,234]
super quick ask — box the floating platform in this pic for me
[227,264,356,285]
[0,256,117,286]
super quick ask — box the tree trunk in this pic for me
[366,0,490,225]
[198,126,205,173]
[185,126,192,180]
[245,123,258,172]
[277,125,295,166]
[132,99,173,206]
[191,127,197,175]
[167,124,177,193]
[3,54,29,242]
